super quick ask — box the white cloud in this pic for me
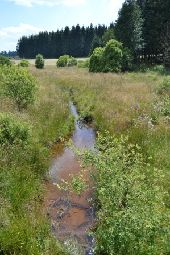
[9,0,85,7]
[0,23,42,51]
[105,0,124,21]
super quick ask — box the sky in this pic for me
[0,0,124,52]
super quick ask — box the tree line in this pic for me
[17,24,113,59]
[17,0,170,66]
[114,0,170,66]
[0,51,17,58]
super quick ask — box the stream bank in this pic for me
[44,102,96,254]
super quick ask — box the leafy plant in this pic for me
[57,55,69,67]
[3,66,37,111]
[0,113,30,145]
[67,57,77,67]
[57,172,87,196]
[81,132,170,255]
[89,47,104,72]
[103,39,123,72]
[0,55,12,66]
[89,39,129,73]
[35,54,44,69]
[19,59,29,67]
[77,59,89,68]
[157,77,170,95]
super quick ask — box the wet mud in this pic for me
[44,102,96,254]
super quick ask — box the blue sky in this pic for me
[0,0,124,51]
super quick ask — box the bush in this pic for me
[89,39,126,73]
[89,47,104,72]
[82,132,170,255]
[152,64,166,74]
[103,39,123,72]
[157,78,170,96]
[0,113,30,145]
[19,59,29,67]
[67,56,77,67]
[57,55,69,67]
[35,54,44,69]
[77,59,89,68]
[3,66,37,111]
[0,55,11,66]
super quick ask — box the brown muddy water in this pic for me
[44,102,96,254]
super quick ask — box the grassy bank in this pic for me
[0,66,74,254]
[42,66,170,254]
[57,67,170,199]
[1,65,169,254]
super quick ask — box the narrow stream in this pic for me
[45,102,96,254]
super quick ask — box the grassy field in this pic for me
[14,58,89,66]
[40,66,170,196]
[1,64,170,254]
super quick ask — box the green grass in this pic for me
[1,64,169,254]
[0,65,74,254]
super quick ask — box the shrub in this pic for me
[82,132,170,255]
[0,55,11,66]
[67,56,77,67]
[35,54,44,69]
[152,64,166,74]
[89,47,104,72]
[103,39,123,72]
[0,113,30,145]
[157,78,170,96]
[19,59,29,67]
[77,59,89,68]
[89,39,125,73]
[57,55,69,67]
[3,66,37,111]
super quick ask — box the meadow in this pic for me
[1,62,170,254]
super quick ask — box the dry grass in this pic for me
[33,66,163,133]
[14,58,88,66]
[29,66,169,207]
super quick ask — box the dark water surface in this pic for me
[45,102,96,254]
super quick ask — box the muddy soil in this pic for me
[44,102,96,254]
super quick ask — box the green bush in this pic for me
[0,55,11,66]
[82,132,170,255]
[89,39,128,73]
[77,59,89,68]
[3,66,37,111]
[157,78,170,96]
[67,56,77,67]
[89,47,104,72]
[19,59,29,67]
[103,39,123,72]
[152,64,166,74]
[35,54,44,69]
[57,55,69,67]
[0,113,30,145]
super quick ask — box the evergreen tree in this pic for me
[115,0,143,61]
[17,24,108,59]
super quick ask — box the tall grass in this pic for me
[1,65,169,254]
[0,66,73,254]
[52,67,169,253]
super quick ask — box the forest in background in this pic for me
[17,0,170,66]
